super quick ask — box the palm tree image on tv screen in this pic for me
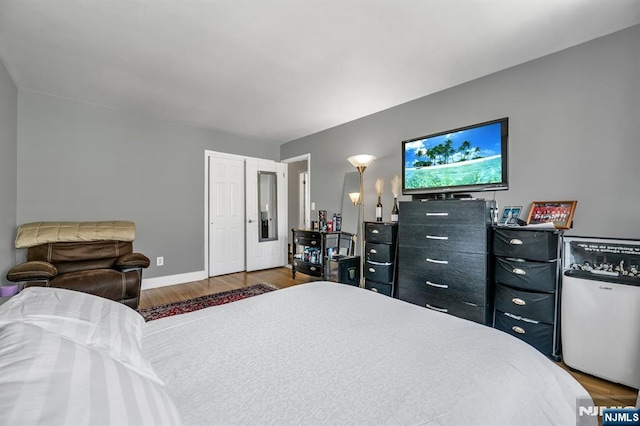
[404,122,503,189]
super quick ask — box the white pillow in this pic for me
[0,322,182,426]
[0,286,162,384]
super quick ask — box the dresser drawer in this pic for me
[365,280,393,296]
[398,224,486,253]
[398,273,487,307]
[494,311,554,355]
[494,257,557,292]
[365,222,397,244]
[399,288,486,324]
[494,284,555,323]
[493,228,559,261]
[292,260,322,276]
[399,200,491,225]
[293,230,322,240]
[398,246,486,289]
[293,236,321,247]
[365,242,394,263]
[364,261,394,284]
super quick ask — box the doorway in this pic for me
[299,171,309,229]
[281,154,311,263]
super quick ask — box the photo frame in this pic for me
[499,206,522,226]
[526,201,578,229]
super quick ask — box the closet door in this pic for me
[208,155,246,276]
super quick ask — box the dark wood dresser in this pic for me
[397,199,495,324]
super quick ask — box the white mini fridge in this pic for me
[562,236,640,389]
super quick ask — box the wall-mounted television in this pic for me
[402,117,509,198]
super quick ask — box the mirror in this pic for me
[340,172,360,235]
[258,171,278,241]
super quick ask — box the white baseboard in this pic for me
[141,270,207,290]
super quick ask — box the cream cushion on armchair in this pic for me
[14,220,136,248]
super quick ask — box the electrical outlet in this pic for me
[156,256,164,266]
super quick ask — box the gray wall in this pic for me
[16,91,280,278]
[0,59,18,279]
[281,25,640,240]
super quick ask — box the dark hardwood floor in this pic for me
[140,267,638,409]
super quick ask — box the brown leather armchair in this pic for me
[6,221,149,309]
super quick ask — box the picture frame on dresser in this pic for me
[526,200,577,229]
[499,206,522,226]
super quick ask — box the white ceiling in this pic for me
[1,1,639,144]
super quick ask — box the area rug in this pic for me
[139,283,278,321]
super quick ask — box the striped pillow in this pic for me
[0,287,161,384]
[0,322,182,425]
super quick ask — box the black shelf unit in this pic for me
[291,229,354,280]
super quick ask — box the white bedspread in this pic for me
[143,282,595,426]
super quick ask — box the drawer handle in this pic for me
[509,238,523,245]
[369,249,378,254]
[426,304,448,313]
[426,258,448,265]
[310,241,317,245]
[512,268,526,275]
[369,268,376,273]
[512,297,526,306]
[371,288,378,293]
[425,281,448,289]
[504,312,539,324]
[426,212,448,217]
[372,229,380,234]
[426,235,448,240]
[512,326,526,334]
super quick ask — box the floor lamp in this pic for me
[347,154,376,287]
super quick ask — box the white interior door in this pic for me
[246,159,288,271]
[208,156,245,276]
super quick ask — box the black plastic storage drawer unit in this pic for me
[491,227,563,360]
[363,222,398,297]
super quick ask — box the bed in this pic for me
[0,282,596,425]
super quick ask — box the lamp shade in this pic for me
[347,154,376,169]
[349,192,360,205]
